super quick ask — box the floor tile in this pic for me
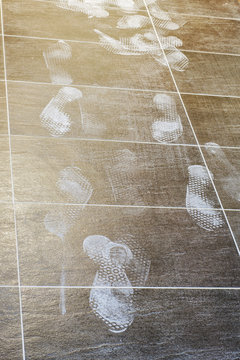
[175,51,240,96]
[154,0,240,19]
[0,204,18,285]
[0,288,23,360]
[16,204,240,287]
[203,146,240,210]
[12,137,208,207]
[5,36,175,91]
[22,287,240,360]
[169,15,240,54]
[182,94,240,147]
[8,82,196,145]
[0,136,12,201]
[0,81,8,134]
[3,0,148,42]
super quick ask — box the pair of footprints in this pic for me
[40,86,183,143]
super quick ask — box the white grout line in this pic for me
[0,3,26,359]
[168,11,240,22]
[3,33,240,57]
[0,284,240,290]
[10,134,240,150]
[20,285,240,290]
[4,78,240,100]
[143,0,240,256]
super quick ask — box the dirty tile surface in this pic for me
[1,0,240,359]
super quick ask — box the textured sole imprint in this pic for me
[154,46,189,72]
[151,93,183,143]
[205,142,240,203]
[186,165,224,231]
[54,0,109,18]
[83,235,135,332]
[43,40,72,85]
[40,87,83,137]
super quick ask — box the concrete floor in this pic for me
[0,0,240,359]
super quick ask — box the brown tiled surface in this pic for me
[0,35,4,79]
[155,0,240,18]
[11,137,208,207]
[22,288,240,360]
[0,136,12,201]
[16,204,240,287]
[182,94,240,147]
[0,288,23,360]
[8,82,196,144]
[175,51,240,96]
[5,36,174,91]
[226,210,240,247]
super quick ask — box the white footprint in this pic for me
[151,94,183,143]
[154,46,189,72]
[40,87,83,137]
[205,143,240,203]
[105,149,145,208]
[55,0,109,18]
[94,29,159,56]
[148,3,181,30]
[83,235,135,333]
[186,165,224,231]
[43,40,72,85]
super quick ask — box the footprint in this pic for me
[83,235,135,333]
[43,40,72,85]
[148,3,180,30]
[105,149,145,209]
[154,46,189,72]
[94,29,159,56]
[205,143,240,203]
[55,0,109,18]
[40,87,83,137]
[186,165,224,231]
[151,94,183,143]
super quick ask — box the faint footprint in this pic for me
[43,40,72,84]
[151,94,183,143]
[105,149,145,209]
[186,165,224,231]
[44,167,93,315]
[148,3,181,30]
[205,142,240,203]
[40,87,83,137]
[83,235,135,333]
[154,46,189,72]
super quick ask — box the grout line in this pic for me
[168,11,240,22]
[10,134,240,150]
[3,33,240,57]
[20,285,240,290]
[0,4,26,360]
[4,78,240,100]
[0,284,240,290]
[144,0,240,256]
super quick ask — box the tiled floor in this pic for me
[0,0,240,359]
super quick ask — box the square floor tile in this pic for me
[0,81,8,134]
[5,36,174,91]
[16,204,240,287]
[175,51,240,97]
[0,136,12,201]
[169,15,240,54]
[0,288,23,360]
[8,82,196,144]
[203,146,240,210]
[0,204,18,285]
[182,94,240,147]
[12,137,209,207]
[3,0,149,42]
[154,0,240,19]
[22,287,240,359]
